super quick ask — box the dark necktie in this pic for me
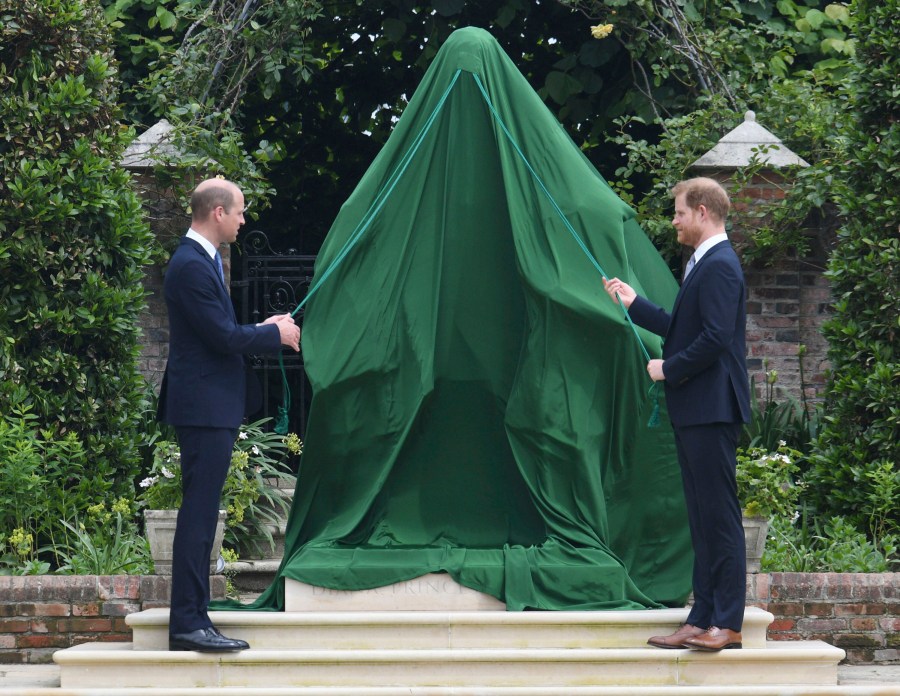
[214,250,226,286]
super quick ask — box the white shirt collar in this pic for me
[186,229,219,260]
[692,232,729,263]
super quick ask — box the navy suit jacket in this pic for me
[158,237,282,429]
[628,240,750,428]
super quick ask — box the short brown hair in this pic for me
[190,182,236,221]
[672,177,730,222]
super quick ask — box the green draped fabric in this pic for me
[217,26,692,613]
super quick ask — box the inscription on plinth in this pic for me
[284,574,506,611]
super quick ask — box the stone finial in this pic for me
[122,119,181,169]
[691,111,810,170]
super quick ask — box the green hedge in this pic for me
[0,1,153,519]
[806,0,900,538]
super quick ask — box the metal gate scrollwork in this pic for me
[233,230,317,439]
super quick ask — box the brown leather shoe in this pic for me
[647,623,706,649]
[683,626,743,651]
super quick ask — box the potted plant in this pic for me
[736,440,804,572]
[139,418,302,574]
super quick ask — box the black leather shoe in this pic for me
[169,627,250,652]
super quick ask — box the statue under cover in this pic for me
[221,26,692,612]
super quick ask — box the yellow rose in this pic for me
[590,24,614,39]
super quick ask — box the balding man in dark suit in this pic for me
[158,178,300,652]
[604,177,750,652]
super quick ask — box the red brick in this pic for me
[111,617,131,633]
[76,632,130,644]
[835,603,886,616]
[71,603,101,617]
[57,618,112,633]
[29,619,56,634]
[850,618,878,631]
[0,635,15,649]
[100,602,140,617]
[879,617,900,632]
[0,619,30,633]
[768,602,804,617]
[797,618,847,632]
[804,603,835,617]
[16,603,70,618]
[16,634,68,649]
[769,619,796,631]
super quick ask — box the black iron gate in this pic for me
[233,230,317,439]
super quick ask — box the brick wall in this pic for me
[0,575,224,664]
[748,573,900,664]
[702,170,834,404]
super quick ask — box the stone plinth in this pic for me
[284,574,506,611]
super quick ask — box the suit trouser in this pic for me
[674,422,746,632]
[169,426,237,635]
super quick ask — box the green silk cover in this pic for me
[223,27,692,612]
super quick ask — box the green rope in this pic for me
[273,69,464,433]
[470,72,662,427]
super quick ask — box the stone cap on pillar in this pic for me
[122,118,181,170]
[690,111,809,170]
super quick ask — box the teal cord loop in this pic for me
[274,352,291,435]
[646,382,661,429]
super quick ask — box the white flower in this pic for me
[161,466,175,479]
[139,476,158,488]
[778,440,787,447]
[251,445,260,455]
[239,432,248,440]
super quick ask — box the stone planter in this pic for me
[143,509,227,575]
[742,514,769,573]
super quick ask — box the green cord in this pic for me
[470,72,661,427]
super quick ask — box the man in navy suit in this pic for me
[158,178,301,652]
[604,177,750,652]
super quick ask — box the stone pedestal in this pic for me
[743,514,769,573]
[284,574,506,611]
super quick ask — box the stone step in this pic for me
[54,641,846,690]
[7,684,894,696]
[125,607,775,651]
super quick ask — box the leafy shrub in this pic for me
[763,514,898,573]
[139,419,301,552]
[0,1,154,507]
[0,402,128,572]
[56,508,153,576]
[805,0,900,538]
[736,442,803,520]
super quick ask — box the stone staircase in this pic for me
[37,575,889,695]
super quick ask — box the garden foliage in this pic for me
[805,0,900,538]
[0,0,154,555]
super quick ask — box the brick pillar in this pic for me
[692,170,831,405]
[128,170,189,393]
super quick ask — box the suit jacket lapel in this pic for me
[181,237,235,317]
[671,240,730,316]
